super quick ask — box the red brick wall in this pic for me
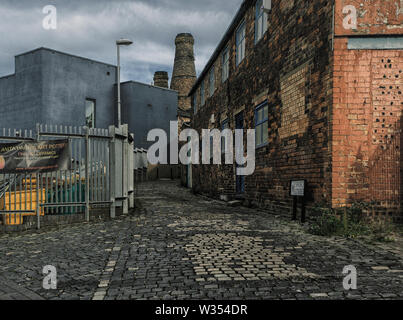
[190,0,402,219]
[191,0,334,214]
[332,37,403,218]
[335,0,403,36]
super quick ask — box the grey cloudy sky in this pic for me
[0,0,243,84]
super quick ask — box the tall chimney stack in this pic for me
[170,33,196,112]
[153,71,169,88]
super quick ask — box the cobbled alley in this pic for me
[0,180,402,300]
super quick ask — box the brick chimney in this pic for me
[153,71,169,88]
[170,33,196,112]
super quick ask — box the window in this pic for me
[193,94,197,115]
[221,119,229,154]
[255,0,268,44]
[201,81,205,106]
[255,102,269,147]
[209,66,215,97]
[222,46,229,82]
[85,99,96,128]
[236,21,246,66]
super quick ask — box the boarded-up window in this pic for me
[278,65,309,139]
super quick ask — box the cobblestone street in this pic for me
[0,180,402,300]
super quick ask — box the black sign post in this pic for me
[290,180,306,223]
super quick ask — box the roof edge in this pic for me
[120,80,178,93]
[188,0,249,96]
[15,47,117,69]
[0,73,15,80]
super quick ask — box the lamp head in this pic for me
[116,39,133,46]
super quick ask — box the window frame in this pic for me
[193,94,197,115]
[222,46,230,83]
[85,98,96,129]
[221,119,230,154]
[209,66,215,97]
[255,0,268,44]
[236,20,246,66]
[254,101,269,148]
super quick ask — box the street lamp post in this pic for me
[116,39,133,127]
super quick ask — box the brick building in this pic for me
[169,33,197,186]
[189,0,403,220]
[171,33,197,130]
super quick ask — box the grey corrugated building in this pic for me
[0,47,178,149]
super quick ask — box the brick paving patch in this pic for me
[0,180,402,300]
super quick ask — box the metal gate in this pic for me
[0,124,133,229]
[134,148,148,183]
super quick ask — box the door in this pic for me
[235,112,245,194]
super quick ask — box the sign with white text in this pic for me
[0,140,70,173]
[290,180,306,197]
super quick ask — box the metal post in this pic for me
[85,127,90,222]
[117,45,121,127]
[122,125,129,215]
[301,196,306,224]
[116,39,132,126]
[109,126,116,219]
[128,133,135,209]
[36,173,40,230]
[36,124,40,230]
[292,196,297,221]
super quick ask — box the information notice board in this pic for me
[0,139,70,174]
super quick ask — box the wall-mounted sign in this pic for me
[290,180,306,197]
[0,140,70,173]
